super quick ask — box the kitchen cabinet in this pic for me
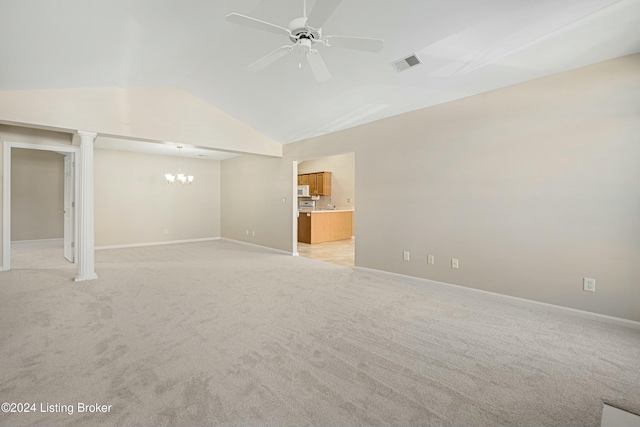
[298,210,352,244]
[298,171,331,196]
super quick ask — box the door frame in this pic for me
[2,141,79,271]
[63,153,76,262]
[292,160,299,256]
[293,152,357,263]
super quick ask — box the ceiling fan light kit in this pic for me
[226,0,384,82]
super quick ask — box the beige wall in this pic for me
[221,154,294,252]
[95,149,220,247]
[11,148,64,241]
[221,53,640,322]
[299,152,355,211]
[0,87,281,156]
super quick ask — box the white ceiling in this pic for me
[1,0,639,155]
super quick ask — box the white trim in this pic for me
[2,142,9,271]
[2,141,79,272]
[96,237,220,250]
[12,238,64,244]
[220,238,295,256]
[354,266,640,330]
[292,160,299,255]
[74,131,98,282]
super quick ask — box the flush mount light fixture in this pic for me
[165,146,194,184]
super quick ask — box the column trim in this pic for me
[74,131,98,282]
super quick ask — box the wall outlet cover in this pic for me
[583,278,596,292]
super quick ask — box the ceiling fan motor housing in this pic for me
[288,17,321,43]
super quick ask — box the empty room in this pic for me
[1,1,639,426]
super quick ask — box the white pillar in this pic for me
[75,131,98,282]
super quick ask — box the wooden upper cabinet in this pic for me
[317,172,331,196]
[298,171,331,196]
[308,173,318,195]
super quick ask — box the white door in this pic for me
[63,154,74,263]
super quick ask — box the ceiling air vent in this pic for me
[392,54,422,72]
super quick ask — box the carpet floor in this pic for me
[0,240,639,426]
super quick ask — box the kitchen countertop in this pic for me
[298,209,354,213]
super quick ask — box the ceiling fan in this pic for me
[226,0,384,82]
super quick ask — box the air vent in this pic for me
[392,54,422,72]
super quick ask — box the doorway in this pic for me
[2,142,77,271]
[295,152,356,267]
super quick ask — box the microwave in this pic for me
[297,185,310,197]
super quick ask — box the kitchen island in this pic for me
[297,210,353,244]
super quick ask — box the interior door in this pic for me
[63,154,74,262]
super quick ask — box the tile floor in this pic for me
[297,238,354,267]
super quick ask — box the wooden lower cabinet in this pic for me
[298,212,312,243]
[298,211,353,244]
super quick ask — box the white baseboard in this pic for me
[354,266,640,331]
[12,238,63,244]
[96,237,220,250]
[220,238,295,256]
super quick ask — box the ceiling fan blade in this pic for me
[226,13,290,36]
[306,0,342,29]
[324,35,384,52]
[306,50,331,82]
[248,45,294,71]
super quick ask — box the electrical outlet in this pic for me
[583,278,596,292]
[282,198,287,203]
[252,231,255,236]
[245,229,249,236]
[403,251,410,261]
[451,258,459,269]
[347,198,352,203]
[427,255,434,265]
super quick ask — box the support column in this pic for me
[75,131,98,282]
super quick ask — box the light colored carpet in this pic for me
[0,240,639,427]
[10,239,71,270]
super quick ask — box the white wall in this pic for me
[221,53,640,322]
[95,149,220,247]
[11,148,64,241]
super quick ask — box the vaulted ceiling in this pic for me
[1,0,639,156]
